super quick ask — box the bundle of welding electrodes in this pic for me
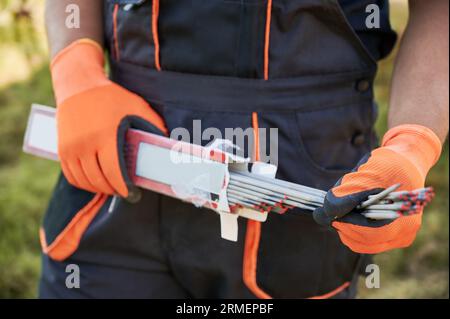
[227,171,434,220]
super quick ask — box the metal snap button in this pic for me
[356,79,370,92]
[351,132,366,146]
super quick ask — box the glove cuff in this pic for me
[381,124,442,179]
[50,39,110,105]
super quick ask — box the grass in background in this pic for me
[0,65,59,298]
[0,0,448,298]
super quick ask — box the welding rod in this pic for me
[369,187,433,201]
[227,187,279,206]
[228,183,313,211]
[228,184,293,210]
[358,183,401,209]
[361,211,400,220]
[229,173,324,205]
[227,182,286,202]
[361,203,410,211]
[228,195,264,212]
[228,193,261,206]
[233,171,327,198]
[229,174,322,203]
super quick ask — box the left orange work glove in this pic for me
[51,39,167,198]
[313,124,442,254]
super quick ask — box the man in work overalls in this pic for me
[39,0,448,298]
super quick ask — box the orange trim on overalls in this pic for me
[152,0,161,71]
[113,4,120,61]
[40,194,108,261]
[263,0,272,80]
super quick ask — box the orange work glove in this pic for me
[51,39,167,199]
[313,124,442,254]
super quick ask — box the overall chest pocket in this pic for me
[104,0,155,67]
[104,0,268,77]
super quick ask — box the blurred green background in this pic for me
[0,0,448,298]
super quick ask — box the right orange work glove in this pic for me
[313,124,442,254]
[51,39,167,199]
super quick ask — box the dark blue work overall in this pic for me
[39,0,396,298]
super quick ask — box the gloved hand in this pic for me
[313,124,442,254]
[52,39,167,199]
